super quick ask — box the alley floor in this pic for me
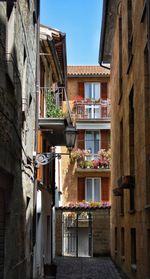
[55,257,128,279]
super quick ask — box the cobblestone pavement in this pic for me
[55,257,127,279]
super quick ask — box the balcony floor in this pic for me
[38,117,66,146]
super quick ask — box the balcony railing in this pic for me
[39,87,71,119]
[71,148,111,170]
[72,98,111,120]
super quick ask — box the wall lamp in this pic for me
[35,125,77,167]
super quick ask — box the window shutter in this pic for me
[37,130,43,181]
[78,82,84,98]
[78,177,85,201]
[101,130,109,149]
[77,130,85,149]
[101,177,109,201]
[101,83,108,99]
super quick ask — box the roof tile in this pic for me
[67,65,110,77]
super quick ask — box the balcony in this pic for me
[39,87,72,146]
[71,98,111,120]
[71,148,111,175]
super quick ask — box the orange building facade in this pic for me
[61,66,111,207]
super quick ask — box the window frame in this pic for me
[84,82,101,100]
[85,177,101,202]
[85,130,100,159]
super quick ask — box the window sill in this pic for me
[131,264,137,272]
[128,209,136,214]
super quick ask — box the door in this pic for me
[63,212,93,257]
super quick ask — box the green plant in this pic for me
[78,160,85,168]
[84,160,94,168]
[46,92,64,118]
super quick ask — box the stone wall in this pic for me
[0,1,39,278]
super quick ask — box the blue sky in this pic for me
[40,0,102,65]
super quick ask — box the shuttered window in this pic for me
[78,177,110,202]
[77,130,85,149]
[85,178,101,202]
[101,83,108,99]
[85,131,100,159]
[78,82,84,98]
[101,177,109,201]
[101,130,109,149]
[84,83,100,100]
[78,177,85,201]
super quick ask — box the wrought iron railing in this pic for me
[72,98,111,119]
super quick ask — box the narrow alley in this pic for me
[55,257,126,279]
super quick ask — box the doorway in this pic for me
[63,211,92,257]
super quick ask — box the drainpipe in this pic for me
[99,0,111,70]
[100,61,110,70]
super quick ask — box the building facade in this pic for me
[100,1,150,278]
[62,66,111,206]
[0,1,39,278]
[33,24,72,278]
[58,66,111,257]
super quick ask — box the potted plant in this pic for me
[84,160,94,168]
[71,148,84,162]
[71,149,91,163]
[98,148,111,168]
[78,160,85,168]
[92,159,100,169]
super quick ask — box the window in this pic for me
[85,83,100,100]
[120,120,124,214]
[85,131,100,159]
[115,227,117,253]
[120,120,123,175]
[85,178,101,202]
[131,228,136,268]
[129,89,135,211]
[121,227,125,257]
[85,83,100,118]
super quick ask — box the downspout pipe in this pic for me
[99,0,110,70]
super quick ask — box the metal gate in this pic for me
[63,211,92,257]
